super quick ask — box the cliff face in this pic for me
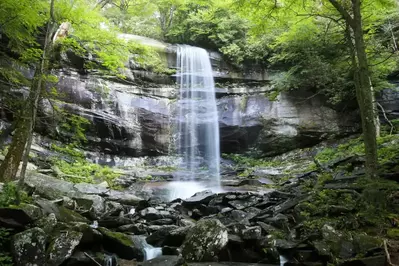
[3,35,390,157]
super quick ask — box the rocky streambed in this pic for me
[1,136,399,266]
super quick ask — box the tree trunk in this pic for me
[0,0,56,182]
[351,0,378,177]
[328,0,379,178]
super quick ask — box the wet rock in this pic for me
[147,225,179,246]
[182,219,228,262]
[258,213,289,229]
[164,226,192,247]
[140,207,163,220]
[98,216,134,228]
[73,194,106,219]
[104,201,124,216]
[139,255,185,266]
[228,195,259,210]
[73,222,103,245]
[11,227,46,266]
[47,230,83,265]
[241,226,262,240]
[0,207,35,229]
[149,218,174,225]
[98,227,144,260]
[274,239,299,250]
[183,190,216,206]
[108,190,143,205]
[117,223,148,235]
[163,246,181,256]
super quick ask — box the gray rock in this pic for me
[183,190,216,206]
[108,190,143,205]
[104,201,124,216]
[73,194,106,219]
[35,213,57,235]
[241,226,262,240]
[25,173,78,199]
[139,255,185,266]
[147,225,179,246]
[140,207,163,220]
[0,207,35,229]
[149,218,174,225]
[118,224,148,235]
[164,226,193,247]
[182,219,228,262]
[98,227,144,260]
[74,182,109,195]
[11,227,46,266]
[47,230,83,265]
[35,199,89,223]
[73,222,103,245]
[228,196,259,210]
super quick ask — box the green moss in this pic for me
[98,227,133,246]
[58,206,89,223]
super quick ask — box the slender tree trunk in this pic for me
[351,0,378,178]
[328,0,378,178]
[0,0,56,182]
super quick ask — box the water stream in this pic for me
[131,235,162,261]
[175,45,221,187]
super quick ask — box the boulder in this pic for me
[140,207,163,220]
[182,219,228,262]
[98,227,144,260]
[47,230,83,265]
[107,190,143,205]
[73,194,106,219]
[25,173,78,199]
[147,225,179,247]
[35,198,89,223]
[183,191,216,206]
[138,255,185,266]
[164,226,193,247]
[118,224,148,235]
[73,222,103,245]
[0,207,35,229]
[11,227,46,266]
[35,213,58,235]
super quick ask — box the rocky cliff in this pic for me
[3,34,397,158]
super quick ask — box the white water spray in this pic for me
[176,45,220,187]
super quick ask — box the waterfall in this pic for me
[176,45,220,186]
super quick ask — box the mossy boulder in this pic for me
[35,213,58,235]
[11,227,46,266]
[35,198,89,223]
[181,219,228,262]
[47,230,83,265]
[98,227,144,261]
[72,222,103,245]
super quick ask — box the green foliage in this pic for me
[0,183,31,208]
[0,228,13,266]
[52,159,120,187]
[315,135,399,166]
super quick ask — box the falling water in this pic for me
[176,45,220,186]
